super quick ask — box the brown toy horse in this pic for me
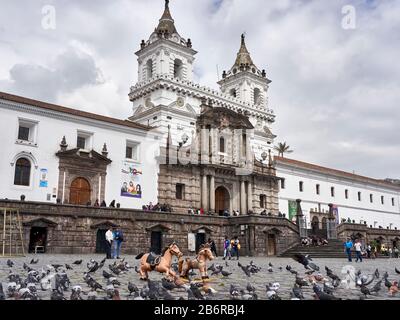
[179,243,215,281]
[135,242,183,281]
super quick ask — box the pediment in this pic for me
[23,218,58,227]
[56,149,112,165]
[198,107,254,130]
[191,226,214,234]
[145,223,171,232]
[90,220,119,229]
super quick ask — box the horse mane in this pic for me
[161,246,169,256]
[178,258,184,273]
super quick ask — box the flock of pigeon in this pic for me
[1,254,400,300]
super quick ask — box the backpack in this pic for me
[116,231,124,242]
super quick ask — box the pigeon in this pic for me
[7,260,14,268]
[374,269,380,279]
[162,278,178,290]
[240,289,258,300]
[238,262,251,277]
[189,283,204,300]
[268,266,273,273]
[246,282,255,293]
[229,284,241,300]
[87,261,100,273]
[70,286,84,300]
[370,280,382,293]
[268,262,273,267]
[221,270,232,277]
[128,282,139,296]
[295,276,309,287]
[395,267,400,275]
[292,284,304,300]
[103,270,112,279]
[384,277,392,290]
[30,259,39,265]
[313,284,341,300]
[207,264,215,272]
[72,260,83,265]
[65,264,73,270]
[51,290,66,300]
[265,284,281,300]
[360,284,371,297]
[323,282,335,295]
[107,277,121,287]
[293,254,320,271]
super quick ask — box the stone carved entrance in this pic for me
[70,177,91,205]
[215,186,230,215]
[267,234,277,256]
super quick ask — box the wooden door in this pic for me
[70,177,91,205]
[215,187,229,214]
[267,234,277,256]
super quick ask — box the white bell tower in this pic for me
[218,34,271,111]
[136,0,197,83]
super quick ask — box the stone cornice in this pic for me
[0,99,161,138]
[129,75,275,122]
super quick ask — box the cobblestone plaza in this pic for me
[1,255,399,300]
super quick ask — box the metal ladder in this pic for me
[0,208,25,257]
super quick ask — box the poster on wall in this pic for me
[288,200,297,222]
[120,162,143,198]
[332,205,339,224]
[39,169,48,188]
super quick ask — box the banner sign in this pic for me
[332,205,339,225]
[288,200,297,222]
[120,162,143,198]
[39,169,48,188]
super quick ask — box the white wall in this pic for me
[276,165,400,229]
[0,101,160,209]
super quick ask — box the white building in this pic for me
[0,92,161,209]
[275,156,400,229]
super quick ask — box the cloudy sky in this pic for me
[0,0,399,179]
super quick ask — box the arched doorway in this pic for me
[321,217,327,230]
[150,231,162,254]
[96,229,107,254]
[215,186,230,215]
[28,227,47,253]
[70,177,91,205]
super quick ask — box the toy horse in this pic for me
[135,242,183,281]
[179,243,215,281]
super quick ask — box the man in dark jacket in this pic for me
[208,238,218,257]
[113,228,124,259]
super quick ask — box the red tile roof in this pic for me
[0,91,151,131]
[275,156,400,190]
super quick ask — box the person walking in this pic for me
[113,228,124,259]
[223,236,231,260]
[366,244,372,259]
[344,238,353,262]
[231,236,240,260]
[105,227,114,259]
[207,238,218,257]
[354,239,363,262]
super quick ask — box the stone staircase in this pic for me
[279,239,348,258]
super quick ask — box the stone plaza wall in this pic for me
[0,200,299,256]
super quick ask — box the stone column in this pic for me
[209,175,215,213]
[240,180,246,215]
[201,175,208,210]
[247,180,253,213]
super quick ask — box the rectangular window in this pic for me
[260,195,266,208]
[316,184,320,195]
[242,133,247,157]
[381,196,384,205]
[392,198,395,206]
[331,187,335,197]
[281,179,285,189]
[176,184,185,200]
[370,194,373,203]
[17,118,38,144]
[77,136,86,149]
[358,192,362,201]
[345,189,349,199]
[299,181,304,192]
[126,141,139,161]
[18,126,30,141]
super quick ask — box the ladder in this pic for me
[0,208,25,257]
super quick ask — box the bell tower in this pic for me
[135,0,197,83]
[218,34,271,111]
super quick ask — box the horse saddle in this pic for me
[147,253,161,269]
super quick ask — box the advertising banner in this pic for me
[288,200,297,222]
[39,169,48,188]
[120,162,143,198]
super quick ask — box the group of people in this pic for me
[301,236,328,246]
[105,227,124,259]
[344,238,400,262]
[222,236,241,260]
[142,202,172,212]
[91,199,120,208]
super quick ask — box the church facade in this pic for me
[0,0,399,255]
